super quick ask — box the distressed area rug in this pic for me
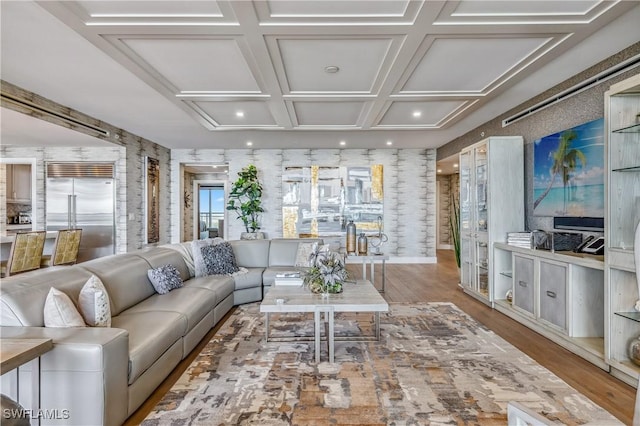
[143,302,619,425]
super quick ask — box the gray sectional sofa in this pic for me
[0,238,321,426]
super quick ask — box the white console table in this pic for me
[345,253,389,293]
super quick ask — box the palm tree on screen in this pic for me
[533,130,586,212]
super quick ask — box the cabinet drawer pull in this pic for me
[546,291,557,298]
[518,280,527,287]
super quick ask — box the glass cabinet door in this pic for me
[459,150,473,289]
[474,143,488,234]
[475,239,489,296]
[459,150,472,233]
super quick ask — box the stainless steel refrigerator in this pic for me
[46,162,116,263]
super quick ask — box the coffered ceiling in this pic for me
[1,1,639,149]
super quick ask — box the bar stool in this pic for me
[40,229,82,267]
[0,231,46,277]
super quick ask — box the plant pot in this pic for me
[241,231,266,240]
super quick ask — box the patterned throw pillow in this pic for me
[44,288,86,328]
[148,264,184,295]
[294,242,318,268]
[201,242,240,275]
[78,275,112,327]
[192,238,224,277]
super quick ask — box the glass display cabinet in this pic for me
[605,72,640,387]
[459,136,524,304]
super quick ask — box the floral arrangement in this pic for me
[304,247,348,294]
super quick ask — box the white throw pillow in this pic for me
[78,275,112,327]
[44,288,86,328]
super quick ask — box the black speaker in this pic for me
[553,216,604,232]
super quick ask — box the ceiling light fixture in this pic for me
[386,141,393,146]
[412,111,422,118]
[453,164,458,168]
[437,169,442,173]
[246,141,253,146]
[236,111,244,117]
[339,140,346,146]
[324,65,340,74]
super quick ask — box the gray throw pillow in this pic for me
[148,264,183,295]
[201,242,240,275]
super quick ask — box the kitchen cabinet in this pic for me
[6,164,31,203]
[605,72,640,387]
[458,136,524,305]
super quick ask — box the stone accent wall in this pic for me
[171,149,437,259]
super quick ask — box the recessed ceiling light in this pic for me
[324,65,340,74]
[246,141,253,146]
[437,169,442,173]
[453,163,458,168]
[236,111,244,118]
[386,141,393,146]
[339,140,346,146]
[412,111,422,118]
[212,165,218,168]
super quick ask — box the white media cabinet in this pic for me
[493,243,607,370]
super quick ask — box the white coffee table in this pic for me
[260,280,388,363]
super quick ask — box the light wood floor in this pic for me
[126,250,636,425]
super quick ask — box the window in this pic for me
[199,185,224,235]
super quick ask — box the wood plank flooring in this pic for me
[126,250,636,425]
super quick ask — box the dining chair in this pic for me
[0,230,47,277]
[40,229,82,267]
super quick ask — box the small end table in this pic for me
[345,253,389,292]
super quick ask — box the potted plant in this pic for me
[449,193,461,272]
[304,246,348,296]
[226,165,265,239]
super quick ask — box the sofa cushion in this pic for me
[268,238,323,266]
[120,287,215,335]
[147,264,183,295]
[0,267,94,326]
[137,247,191,282]
[159,243,195,278]
[182,275,235,303]
[229,240,270,268]
[111,310,186,384]
[78,254,156,316]
[232,267,265,291]
[78,275,112,327]
[44,287,86,328]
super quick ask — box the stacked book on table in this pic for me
[274,272,303,286]
[506,232,532,249]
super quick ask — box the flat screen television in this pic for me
[533,118,604,219]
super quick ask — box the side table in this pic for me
[1,338,53,426]
[345,253,389,292]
